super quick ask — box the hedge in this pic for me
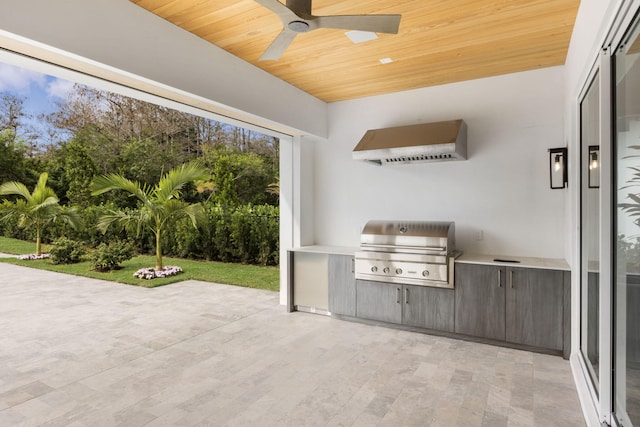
[0,202,279,266]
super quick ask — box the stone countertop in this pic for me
[290,247,570,271]
[290,245,358,256]
[456,253,570,271]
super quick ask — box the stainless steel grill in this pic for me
[355,220,460,288]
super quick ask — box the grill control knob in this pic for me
[396,268,403,275]
[422,270,430,277]
[371,266,378,273]
[383,267,390,274]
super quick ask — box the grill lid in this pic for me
[360,220,455,254]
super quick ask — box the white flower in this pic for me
[17,253,50,260]
[133,266,183,280]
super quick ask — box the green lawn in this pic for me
[0,236,52,255]
[0,236,279,291]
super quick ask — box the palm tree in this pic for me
[90,162,209,271]
[0,172,82,255]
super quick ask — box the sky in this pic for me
[0,61,76,145]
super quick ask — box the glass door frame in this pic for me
[599,40,614,427]
[577,57,604,414]
[575,2,640,425]
[610,4,640,424]
[576,46,614,426]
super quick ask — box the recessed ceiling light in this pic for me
[379,57,393,64]
[345,30,378,44]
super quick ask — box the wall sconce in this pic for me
[588,145,600,188]
[549,147,568,189]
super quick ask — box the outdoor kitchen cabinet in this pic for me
[328,254,356,317]
[505,267,564,351]
[454,263,506,341]
[402,284,455,332]
[454,262,567,353]
[356,279,455,332]
[356,280,402,324]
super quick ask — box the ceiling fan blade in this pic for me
[313,14,401,34]
[259,30,298,61]
[254,0,299,22]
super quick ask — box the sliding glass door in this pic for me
[614,11,640,426]
[581,72,601,389]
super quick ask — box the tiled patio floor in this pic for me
[0,263,585,426]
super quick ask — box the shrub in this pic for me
[49,237,86,264]
[1,201,280,266]
[251,204,279,266]
[229,204,279,265]
[89,241,133,272]
[210,204,234,262]
[230,207,255,263]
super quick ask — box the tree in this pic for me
[62,140,98,207]
[0,172,82,255]
[90,162,209,270]
[203,147,279,206]
[0,130,28,184]
[0,93,27,136]
[0,93,41,155]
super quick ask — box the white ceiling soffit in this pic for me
[0,0,328,138]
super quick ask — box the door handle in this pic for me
[405,288,409,304]
[396,287,401,304]
[510,270,514,288]
[498,269,502,287]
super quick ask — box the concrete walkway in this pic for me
[0,263,585,426]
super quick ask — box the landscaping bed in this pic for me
[0,237,279,291]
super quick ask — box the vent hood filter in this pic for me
[352,119,467,165]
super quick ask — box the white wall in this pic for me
[314,67,566,258]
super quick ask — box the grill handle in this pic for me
[361,244,447,252]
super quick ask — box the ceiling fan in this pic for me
[254,0,401,61]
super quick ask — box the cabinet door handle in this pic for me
[405,288,409,305]
[510,270,514,288]
[396,287,401,304]
[498,269,502,287]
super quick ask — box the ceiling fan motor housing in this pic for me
[288,20,310,33]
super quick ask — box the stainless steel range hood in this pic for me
[352,119,467,165]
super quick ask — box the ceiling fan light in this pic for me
[345,30,378,44]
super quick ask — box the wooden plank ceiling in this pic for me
[130,0,580,103]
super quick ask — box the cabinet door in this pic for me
[328,254,356,317]
[403,285,455,332]
[454,263,506,340]
[292,252,329,311]
[356,280,402,324]
[505,267,563,350]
